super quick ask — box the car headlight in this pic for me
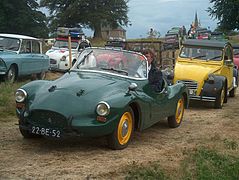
[96,101,110,116]
[208,74,215,84]
[15,89,27,103]
[60,56,66,61]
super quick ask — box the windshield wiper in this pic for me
[101,67,128,76]
[210,55,222,60]
[76,50,93,69]
[192,55,206,59]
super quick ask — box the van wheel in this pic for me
[214,85,225,109]
[5,65,17,83]
[229,88,236,97]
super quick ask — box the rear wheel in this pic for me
[214,85,225,109]
[108,107,134,150]
[5,65,17,83]
[168,96,185,128]
[36,71,46,80]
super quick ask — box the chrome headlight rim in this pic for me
[96,101,110,116]
[15,89,27,103]
[60,55,66,61]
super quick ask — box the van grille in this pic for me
[178,80,198,90]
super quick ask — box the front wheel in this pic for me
[5,65,17,83]
[168,96,185,128]
[107,107,134,150]
[214,85,225,109]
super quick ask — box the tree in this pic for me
[40,0,129,38]
[208,0,239,31]
[0,0,49,38]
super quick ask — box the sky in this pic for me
[83,0,218,39]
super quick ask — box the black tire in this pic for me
[19,127,42,138]
[36,71,46,80]
[107,107,134,150]
[229,88,236,97]
[168,96,185,128]
[5,65,17,83]
[214,85,225,109]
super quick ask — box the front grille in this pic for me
[29,110,68,128]
[178,80,198,90]
[50,59,57,64]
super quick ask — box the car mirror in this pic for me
[128,83,138,91]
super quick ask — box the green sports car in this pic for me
[15,48,188,150]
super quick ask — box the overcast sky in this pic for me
[83,0,218,39]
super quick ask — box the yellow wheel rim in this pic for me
[176,98,184,124]
[117,112,133,145]
[220,87,225,106]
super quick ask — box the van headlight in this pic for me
[208,74,215,84]
[96,101,110,116]
[15,89,27,102]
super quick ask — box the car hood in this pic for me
[0,50,17,59]
[174,61,221,83]
[28,71,130,117]
[46,48,77,60]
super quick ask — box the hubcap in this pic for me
[220,87,225,106]
[176,98,184,123]
[117,111,133,145]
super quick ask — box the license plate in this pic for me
[31,126,61,138]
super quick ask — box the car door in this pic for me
[143,79,170,126]
[221,46,234,89]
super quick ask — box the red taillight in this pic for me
[97,116,107,123]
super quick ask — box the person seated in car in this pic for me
[142,49,163,92]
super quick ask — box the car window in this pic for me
[234,49,239,56]
[32,41,40,53]
[0,36,20,51]
[72,48,147,78]
[20,40,31,53]
[53,40,78,49]
[180,47,223,61]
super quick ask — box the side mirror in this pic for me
[128,83,138,92]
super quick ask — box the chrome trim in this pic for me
[15,88,27,103]
[190,95,216,102]
[96,101,111,116]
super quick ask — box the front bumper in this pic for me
[189,95,216,102]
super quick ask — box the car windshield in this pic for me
[53,40,78,49]
[0,36,20,51]
[233,49,239,56]
[72,48,147,78]
[180,47,223,61]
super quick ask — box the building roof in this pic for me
[0,33,39,40]
[183,39,230,48]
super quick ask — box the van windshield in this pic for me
[180,47,223,61]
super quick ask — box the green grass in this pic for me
[0,81,28,120]
[181,147,239,180]
[125,147,239,180]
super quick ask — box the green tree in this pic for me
[40,0,129,38]
[0,0,49,38]
[208,0,239,31]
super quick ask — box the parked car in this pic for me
[46,37,91,71]
[232,44,239,69]
[211,31,226,41]
[174,39,238,108]
[15,48,188,150]
[0,33,49,82]
[196,29,211,40]
[164,27,183,50]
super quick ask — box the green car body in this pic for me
[16,48,188,149]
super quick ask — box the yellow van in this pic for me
[174,39,238,108]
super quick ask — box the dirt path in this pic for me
[0,90,239,179]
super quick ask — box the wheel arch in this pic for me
[129,102,141,131]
